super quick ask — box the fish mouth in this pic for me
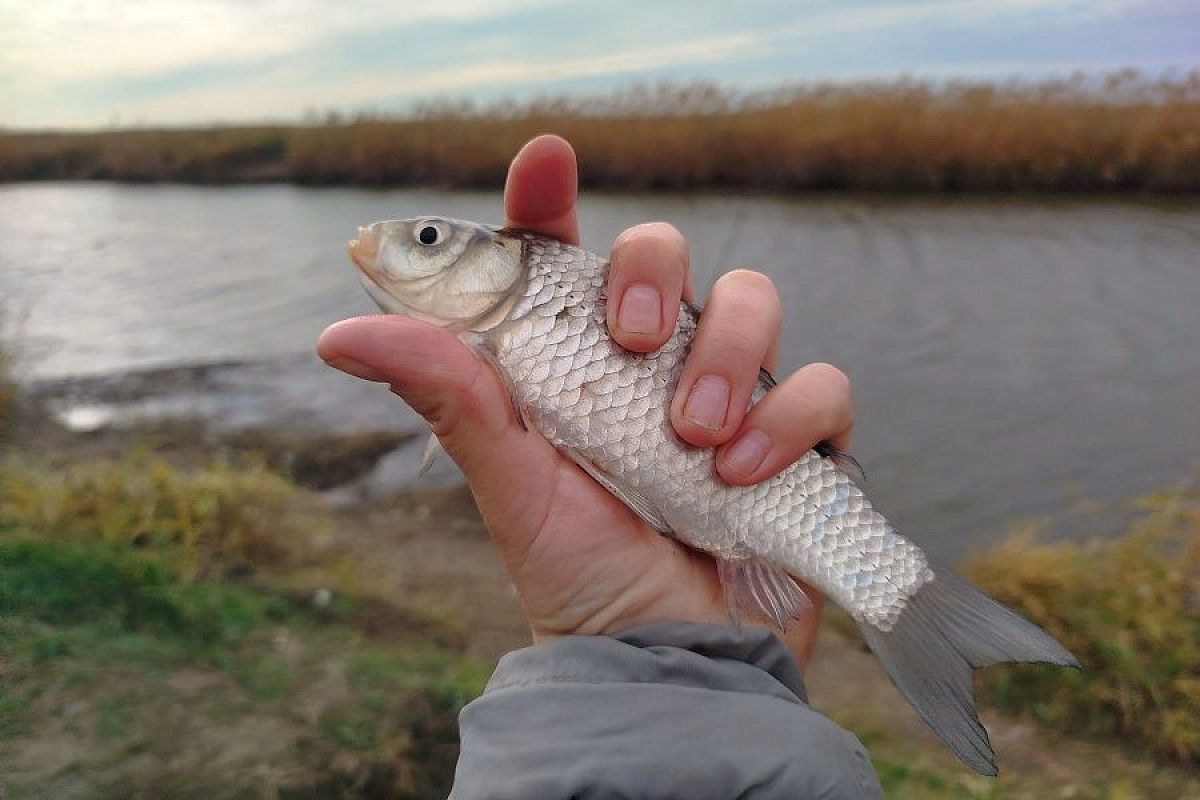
[348,224,414,316]
[348,225,381,277]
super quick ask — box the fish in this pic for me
[347,215,1078,775]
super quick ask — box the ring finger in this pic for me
[715,362,854,485]
[669,269,782,447]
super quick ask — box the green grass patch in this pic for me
[0,453,487,798]
[872,756,1002,800]
[319,646,489,753]
[838,721,1007,800]
[0,536,284,647]
[966,486,1200,764]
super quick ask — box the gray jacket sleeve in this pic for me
[449,622,883,800]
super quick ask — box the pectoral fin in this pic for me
[562,450,673,534]
[418,433,445,475]
[461,332,527,431]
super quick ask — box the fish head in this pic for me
[349,216,524,331]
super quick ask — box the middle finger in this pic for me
[606,222,693,353]
[670,269,782,447]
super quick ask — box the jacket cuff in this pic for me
[449,622,882,800]
[485,621,809,703]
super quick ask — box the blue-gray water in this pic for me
[2,183,1198,557]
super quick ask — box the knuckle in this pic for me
[613,221,686,254]
[610,223,689,285]
[788,362,854,436]
[394,386,455,436]
[722,268,776,292]
[699,325,759,366]
[711,270,782,323]
[642,220,686,243]
[806,362,852,397]
[780,384,824,429]
[715,269,778,302]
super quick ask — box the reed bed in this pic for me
[2,70,1198,192]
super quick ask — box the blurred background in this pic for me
[1,1,1198,798]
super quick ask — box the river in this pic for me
[2,182,1198,557]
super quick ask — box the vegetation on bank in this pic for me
[967,486,1200,766]
[0,455,487,799]
[0,352,13,437]
[0,312,17,438]
[2,330,1197,796]
[3,70,1199,192]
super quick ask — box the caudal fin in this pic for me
[857,562,1078,776]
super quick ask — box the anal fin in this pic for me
[716,557,813,631]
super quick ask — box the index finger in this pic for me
[504,134,580,245]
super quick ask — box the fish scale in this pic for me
[493,234,931,630]
[350,215,1077,775]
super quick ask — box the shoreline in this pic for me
[9,353,1161,555]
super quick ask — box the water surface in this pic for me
[2,183,1197,556]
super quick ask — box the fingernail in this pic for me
[325,355,387,381]
[723,428,771,476]
[617,283,662,335]
[683,375,730,431]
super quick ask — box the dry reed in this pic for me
[2,71,1198,192]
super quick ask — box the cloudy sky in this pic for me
[1,0,1196,129]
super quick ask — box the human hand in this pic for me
[318,135,853,669]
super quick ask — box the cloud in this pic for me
[1,0,1194,128]
[0,0,557,89]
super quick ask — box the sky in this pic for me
[1,0,1197,130]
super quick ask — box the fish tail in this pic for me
[857,562,1078,776]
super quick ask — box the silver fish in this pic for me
[348,216,1077,775]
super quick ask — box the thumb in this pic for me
[317,315,559,539]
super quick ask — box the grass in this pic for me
[812,484,1200,799]
[966,485,1200,766]
[0,455,487,799]
[868,745,1004,799]
[3,70,1199,192]
[0,536,279,641]
[0,455,313,582]
[2,355,1197,796]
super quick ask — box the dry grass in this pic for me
[0,455,318,582]
[965,485,1200,765]
[3,70,1198,191]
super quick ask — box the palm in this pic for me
[459,394,727,641]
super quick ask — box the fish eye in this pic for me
[416,224,441,246]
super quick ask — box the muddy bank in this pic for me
[18,354,464,500]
